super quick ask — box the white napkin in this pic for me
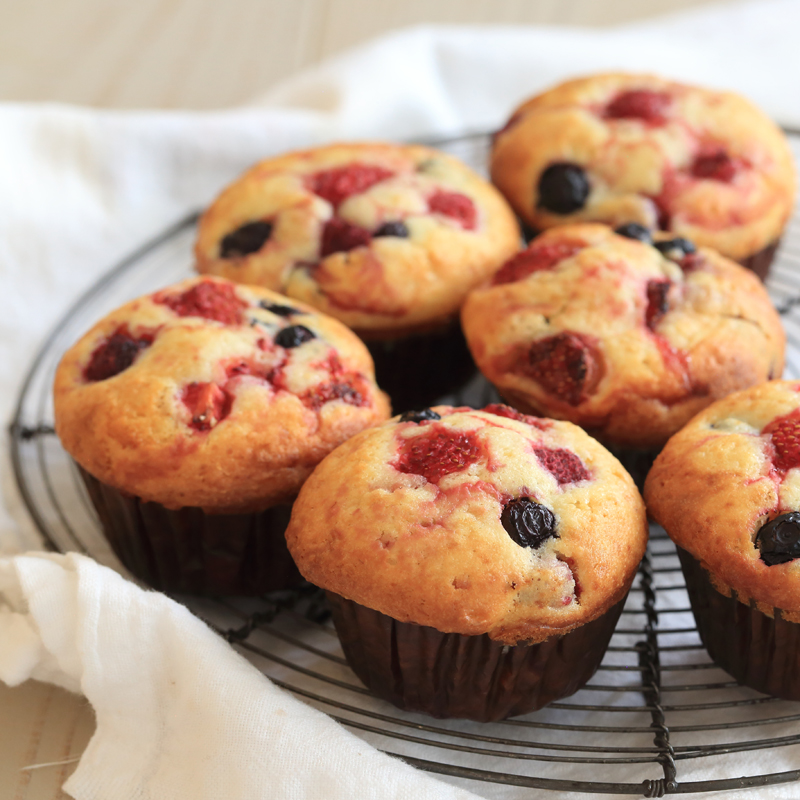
[3,2,800,798]
[0,552,481,799]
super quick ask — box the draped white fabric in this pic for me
[2,3,800,797]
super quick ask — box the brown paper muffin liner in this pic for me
[78,465,302,596]
[677,545,800,700]
[363,321,476,413]
[739,239,780,281]
[327,591,627,721]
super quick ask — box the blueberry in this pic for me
[537,163,590,215]
[219,221,273,258]
[501,498,558,549]
[615,223,652,244]
[275,325,315,349]
[260,301,300,316]
[399,408,441,423]
[654,237,696,261]
[374,221,409,238]
[756,512,800,565]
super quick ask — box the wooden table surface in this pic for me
[0,1,716,797]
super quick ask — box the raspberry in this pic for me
[219,221,272,258]
[394,427,483,483]
[526,332,601,406]
[534,447,590,484]
[302,381,365,411]
[428,190,477,230]
[765,413,800,472]
[605,90,671,124]
[320,218,372,257]
[493,241,583,285]
[157,281,247,326]
[309,164,394,208]
[182,382,231,431]
[482,404,548,430]
[692,149,738,182]
[645,280,671,330]
[84,326,154,382]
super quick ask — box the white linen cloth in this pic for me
[3,1,800,797]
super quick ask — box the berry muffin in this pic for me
[54,276,391,595]
[491,73,796,278]
[286,403,647,720]
[461,224,785,462]
[194,142,521,410]
[645,381,800,699]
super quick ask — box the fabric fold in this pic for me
[0,552,481,800]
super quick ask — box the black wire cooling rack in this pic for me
[10,133,800,799]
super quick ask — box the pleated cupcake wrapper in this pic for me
[78,465,302,596]
[677,545,800,700]
[327,591,626,722]
[364,321,476,413]
[740,238,780,281]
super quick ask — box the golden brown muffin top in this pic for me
[645,381,800,615]
[194,142,521,336]
[461,224,785,450]
[491,73,796,263]
[286,404,647,644]
[54,276,391,513]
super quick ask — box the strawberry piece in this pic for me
[320,218,372,257]
[605,90,671,124]
[764,412,800,472]
[428,190,477,230]
[645,280,671,330]
[692,149,738,183]
[492,241,583,285]
[157,281,247,326]
[394,427,484,483]
[84,326,154,382]
[525,333,601,406]
[182,382,231,431]
[302,381,365,411]
[309,164,394,208]
[534,447,590,484]
[559,555,582,600]
[482,403,548,430]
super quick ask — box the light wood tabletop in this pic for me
[1,1,716,798]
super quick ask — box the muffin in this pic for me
[490,73,796,278]
[645,381,800,699]
[194,142,521,410]
[461,224,785,464]
[54,276,391,595]
[286,403,648,720]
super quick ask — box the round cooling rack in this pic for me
[10,132,800,799]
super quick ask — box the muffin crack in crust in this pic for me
[286,404,647,644]
[55,276,391,512]
[462,223,785,449]
[194,143,520,334]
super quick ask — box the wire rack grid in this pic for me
[9,133,800,799]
